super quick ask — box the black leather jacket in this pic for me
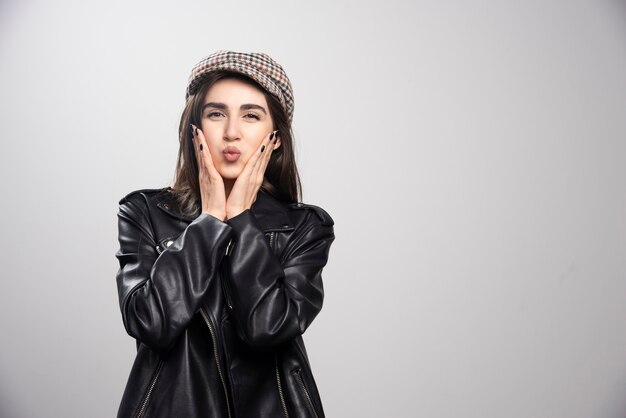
[114,187,335,418]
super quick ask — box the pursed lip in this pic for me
[223,146,241,155]
[223,146,242,162]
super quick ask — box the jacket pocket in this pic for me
[291,367,320,418]
[135,359,164,418]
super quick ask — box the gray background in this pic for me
[1,0,625,417]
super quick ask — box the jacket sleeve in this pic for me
[115,193,232,352]
[224,207,335,349]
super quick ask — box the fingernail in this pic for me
[269,131,275,141]
[199,143,203,151]
[261,145,266,152]
[195,127,198,135]
[273,130,279,143]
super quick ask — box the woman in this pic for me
[114,50,335,418]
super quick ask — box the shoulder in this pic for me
[118,187,171,205]
[287,201,334,227]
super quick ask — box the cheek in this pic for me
[249,131,268,153]
[253,133,266,147]
[207,146,223,168]
[200,132,221,160]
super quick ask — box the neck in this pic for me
[224,179,234,200]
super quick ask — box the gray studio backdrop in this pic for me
[1,0,625,417]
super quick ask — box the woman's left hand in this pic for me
[225,130,280,220]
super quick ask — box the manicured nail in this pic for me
[273,130,279,143]
[269,131,275,141]
[261,145,265,152]
[199,143,203,151]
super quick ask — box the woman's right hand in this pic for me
[191,124,226,221]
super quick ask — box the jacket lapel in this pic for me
[250,189,295,232]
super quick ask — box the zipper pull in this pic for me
[269,231,275,250]
[225,239,233,256]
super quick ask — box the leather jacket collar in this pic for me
[154,187,295,232]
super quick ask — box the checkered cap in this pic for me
[186,50,294,123]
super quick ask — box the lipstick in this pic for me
[223,146,241,162]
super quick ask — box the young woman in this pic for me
[114,50,335,418]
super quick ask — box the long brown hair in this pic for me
[169,70,301,218]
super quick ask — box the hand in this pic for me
[191,124,227,221]
[226,130,280,220]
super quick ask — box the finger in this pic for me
[243,130,274,179]
[254,130,277,182]
[250,130,277,184]
[193,124,219,178]
[253,130,276,178]
[190,124,203,174]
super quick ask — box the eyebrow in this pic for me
[202,102,267,115]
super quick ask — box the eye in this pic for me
[207,111,223,118]
[244,113,260,120]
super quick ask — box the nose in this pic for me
[223,117,242,142]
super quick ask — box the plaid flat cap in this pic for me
[186,50,295,123]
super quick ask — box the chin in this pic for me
[216,164,244,180]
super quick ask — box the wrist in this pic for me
[226,207,245,220]
[202,209,226,222]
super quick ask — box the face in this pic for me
[200,78,276,181]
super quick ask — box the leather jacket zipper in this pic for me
[275,355,289,418]
[135,359,164,418]
[199,307,233,418]
[221,239,234,310]
[267,232,289,418]
[269,231,275,250]
[293,368,320,418]
[225,238,233,256]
